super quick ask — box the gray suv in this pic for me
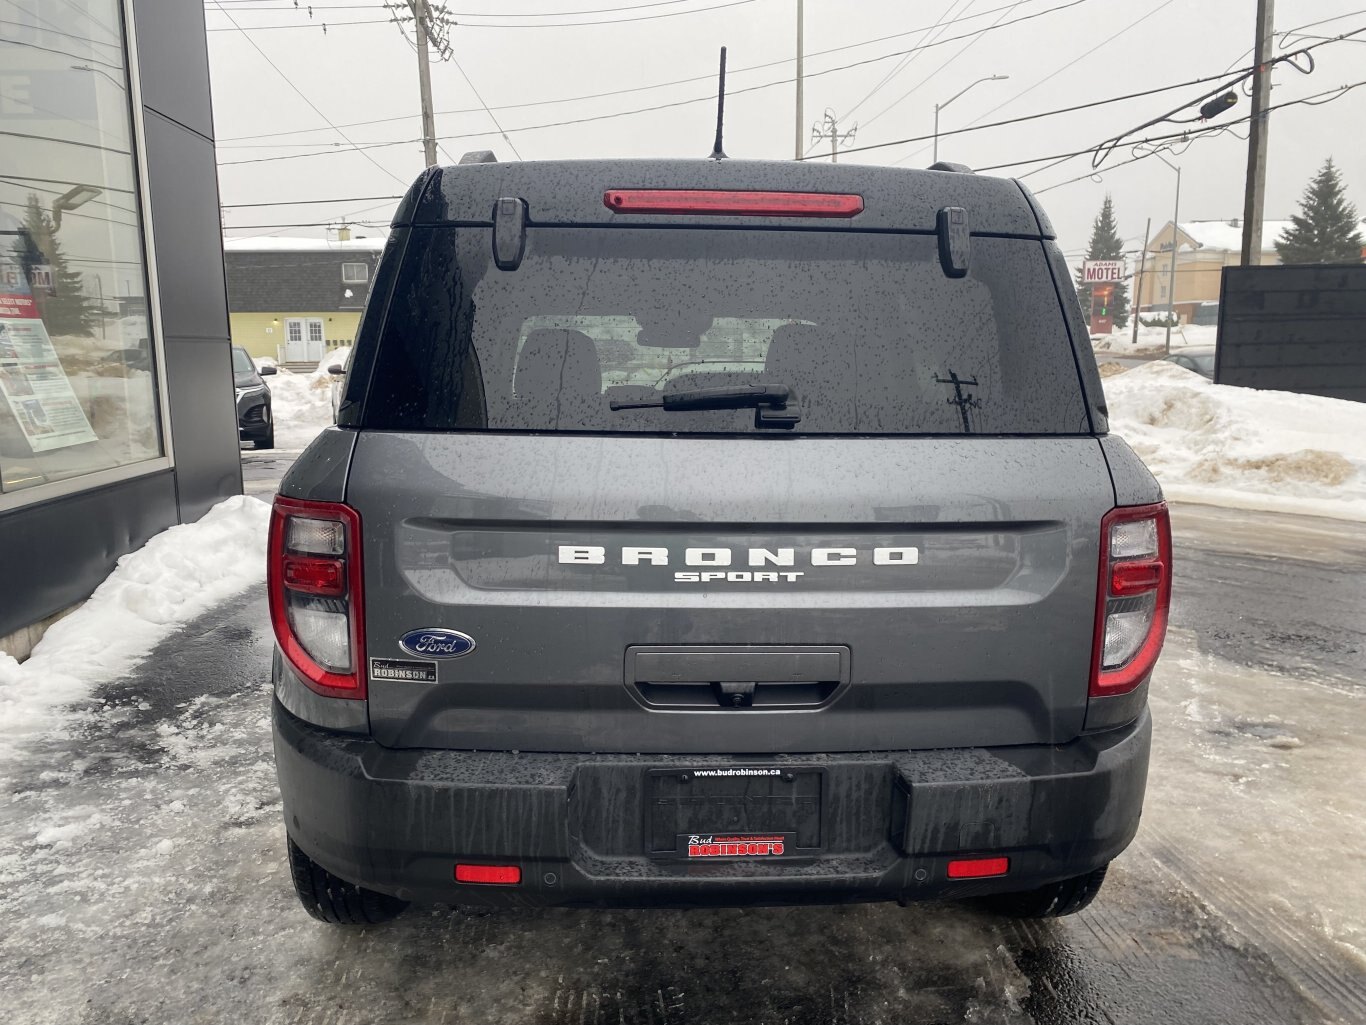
[268,157,1170,925]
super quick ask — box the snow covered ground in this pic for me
[1105,362,1366,521]
[0,497,270,762]
[1092,323,1217,353]
[265,347,349,451]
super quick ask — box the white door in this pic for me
[306,318,325,361]
[284,318,307,361]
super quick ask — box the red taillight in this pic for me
[455,864,522,885]
[282,556,345,596]
[947,856,1010,879]
[1091,502,1172,698]
[603,189,864,218]
[268,496,366,700]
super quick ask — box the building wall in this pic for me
[0,0,239,641]
[1133,223,1285,313]
[229,311,362,362]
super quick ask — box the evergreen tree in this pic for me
[1275,158,1364,264]
[1074,195,1130,328]
[17,195,96,337]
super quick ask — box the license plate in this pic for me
[646,767,822,858]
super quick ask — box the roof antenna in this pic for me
[709,46,728,160]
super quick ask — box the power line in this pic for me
[981,80,1366,178]
[838,0,979,124]
[792,64,1278,162]
[448,58,525,160]
[207,0,718,14]
[861,0,1026,131]
[217,0,1099,166]
[205,0,757,30]
[892,0,1178,165]
[220,194,404,208]
[213,73,1366,220]
[208,0,411,187]
[217,0,1090,142]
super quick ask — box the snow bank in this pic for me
[1092,323,1217,353]
[0,496,271,762]
[265,350,348,451]
[1106,362,1366,520]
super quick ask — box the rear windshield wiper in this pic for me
[610,383,793,413]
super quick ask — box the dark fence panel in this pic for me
[1217,265,1366,402]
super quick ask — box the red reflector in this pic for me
[282,555,346,596]
[947,857,1010,879]
[1111,558,1163,596]
[603,189,863,218]
[455,863,521,885]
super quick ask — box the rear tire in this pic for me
[287,837,408,925]
[978,864,1109,918]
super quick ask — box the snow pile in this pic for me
[263,364,336,454]
[1092,323,1217,353]
[0,496,271,762]
[1106,362,1366,520]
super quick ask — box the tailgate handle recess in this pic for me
[627,646,850,711]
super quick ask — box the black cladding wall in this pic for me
[0,1,240,639]
[1217,264,1366,403]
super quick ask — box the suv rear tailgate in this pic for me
[349,433,1112,753]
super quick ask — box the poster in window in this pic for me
[0,267,100,452]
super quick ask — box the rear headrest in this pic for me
[513,328,603,427]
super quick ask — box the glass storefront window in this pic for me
[0,0,163,494]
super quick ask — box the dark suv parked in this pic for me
[269,157,1170,925]
[232,345,274,449]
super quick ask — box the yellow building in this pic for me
[1134,219,1286,317]
[223,235,385,366]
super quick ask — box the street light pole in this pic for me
[932,74,1008,164]
[1148,151,1182,356]
[794,0,804,160]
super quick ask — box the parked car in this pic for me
[269,156,1169,925]
[232,345,274,449]
[1164,346,1217,380]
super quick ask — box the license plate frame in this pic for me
[645,766,823,859]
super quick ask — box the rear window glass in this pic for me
[362,227,1088,435]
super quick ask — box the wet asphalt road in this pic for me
[1169,504,1366,689]
[0,454,1360,1025]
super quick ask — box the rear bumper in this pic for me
[273,700,1150,908]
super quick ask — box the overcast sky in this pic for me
[208,0,1366,262]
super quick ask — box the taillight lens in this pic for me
[1091,502,1172,697]
[268,496,366,699]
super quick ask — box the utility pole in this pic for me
[412,0,438,167]
[1165,166,1181,356]
[794,0,804,160]
[1240,0,1274,265]
[811,109,856,163]
[1131,217,1151,347]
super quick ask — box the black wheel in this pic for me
[253,426,274,450]
[977,864,1109,919]
[287,837,408,925]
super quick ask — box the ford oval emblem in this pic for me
[399,628,476,659]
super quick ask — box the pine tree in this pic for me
[1074,195,1130,328]
[1275,158,1365,264]
[17,195,96,337]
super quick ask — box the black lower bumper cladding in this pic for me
[273,700,1150,908]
